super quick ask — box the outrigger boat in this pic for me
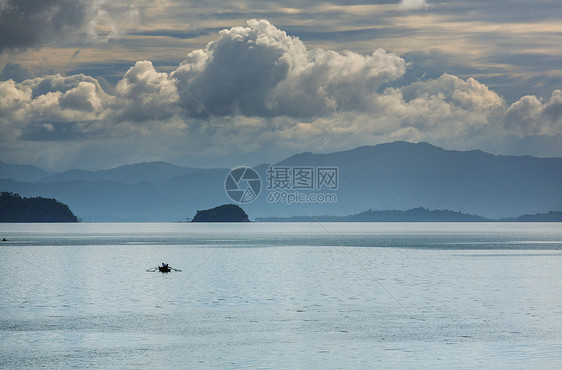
[159,264,171,272]
[146,263,182,273]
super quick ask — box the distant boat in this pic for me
[146,264,182,273]
[159,265,171,273]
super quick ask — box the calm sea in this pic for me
[1,222,561,368]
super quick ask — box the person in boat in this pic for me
[162,262,168,269]
[1,238,6,242]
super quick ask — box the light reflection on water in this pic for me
[0,222,561,368]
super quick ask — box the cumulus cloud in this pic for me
[273,73,508,154]
[399,74,504,111]
[172,19,407,118]
[381,73,506,139]
[0,73,109,143]
[398,0,430,11]
[0,79,31,122]
[0,19,561,168]
[23,74,108,120]
[112,61,180,122]
[504,90,562,136]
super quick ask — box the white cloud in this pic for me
[0,73,111,146]
[1,19,561,169]
[173,19,407,118]
[112,60,179,122]
[24,74,108,122]
[398,0,430,11]
[272,74,507,152]
[505,90,562,136]
[0,79,31,122]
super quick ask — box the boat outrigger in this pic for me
[146,263,182,273]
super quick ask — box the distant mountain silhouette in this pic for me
[258,208,562,222]
[259,141,562,218]
[257,207,488,222]
[0,192,78,222]
[0,160,51,182]
[510,211,562,222]
[40,161,199,184]
[192,204,250,222]
[0,168,230,221]
[1,141,561,221]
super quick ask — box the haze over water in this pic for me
[1,222,561,368]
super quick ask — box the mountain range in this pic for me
[1,141,561,221]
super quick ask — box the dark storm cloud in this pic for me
[0,0,90,52]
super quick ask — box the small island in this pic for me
[191,204,250,222]
[0,192,78,222]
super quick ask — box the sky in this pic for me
[0,0,561,171]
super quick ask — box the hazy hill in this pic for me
[0,160,51,182]
[512,211,562,222]
[1,141,562,221]
[263,141,562,218]
[0,168,231,221]
[257,207,488,222]
[40,161,199,184]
